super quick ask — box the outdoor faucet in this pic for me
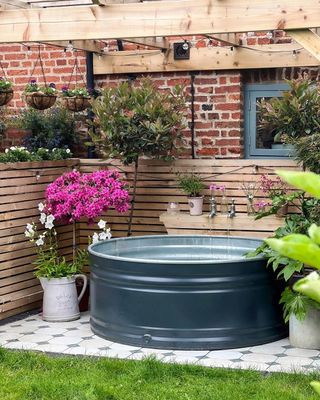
[228,199,236,218]
[208,196,217,218]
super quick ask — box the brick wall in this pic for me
[0,43,86,150]
[1,32,318,158]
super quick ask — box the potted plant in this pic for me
[25,168,129,321]
[24,80,57,110]
[61,86,91,112]
[257,74,320,152]
[0,77,13,106]
[90,78,187,235]
[177,173,205,216]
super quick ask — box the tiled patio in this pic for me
[1,311,319,374]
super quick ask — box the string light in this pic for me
[266,31,273,40]
[182,40,189,51]
[62,48,67,58]
[190,39,197,48]
[207,39,214,49]
[230,46,234,51]
[293,49,298,58]
[27,46,32,57]
[67,40,74,51]
[103,45,109,54]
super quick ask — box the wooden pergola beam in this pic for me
[0,1,320,43]
[0,0,29,8]
[93,45,319,75]
[122,37,169,50]
[43,40,101,53]
[286,29,320,62]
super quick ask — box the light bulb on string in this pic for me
[266,31,273,40]
[102,45,109,54]
[27,46,32,57]
[67,40,74,51]
[182,40,189,51]
[292,49,298,58]
[62,48,67,58]
[190,39,197,48]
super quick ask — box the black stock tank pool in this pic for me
[88,235,286,350]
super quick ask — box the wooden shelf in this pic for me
[160,212,284,238]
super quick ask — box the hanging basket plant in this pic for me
[61,86,91,112]
[24,80,57,110]
[0,77,13,107]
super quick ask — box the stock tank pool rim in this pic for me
[88,235,286,350]
[88,234,264,264]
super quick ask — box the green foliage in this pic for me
[17,107,77,151]
[24,81,56,96]
[277,170,320,200]
[258,74,320,143]
[0,147,72,163]
[0,77,13,91]
[311,382,320,395]
[294,134,320,173]
[90,78,187,165]
[177,173,205,197]
[294,272,320,304]
[255,191,302,220]
[0,348,319,400]
[61,86,90,98]
[280,287,320,322]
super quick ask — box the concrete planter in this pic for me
[40,275,87,322]
[188,196,203,216]
[289,307,320,349]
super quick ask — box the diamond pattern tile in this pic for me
[0,311,319,373]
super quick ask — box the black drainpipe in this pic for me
[86,51,95,158]
[190,72,197,159]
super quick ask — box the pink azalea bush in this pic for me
[45,169,130,223]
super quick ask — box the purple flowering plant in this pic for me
[24,80,57,96]
[45,169,130,223]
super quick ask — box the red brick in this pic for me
[215,85,240,94]
[215,103,239,111]
[196,148,219,156]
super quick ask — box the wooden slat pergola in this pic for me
[0,0,320,74]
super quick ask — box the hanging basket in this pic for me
[0,90,13,107]
[61,96,91,112]
[25,93,57,110]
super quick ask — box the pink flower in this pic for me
[45,170,130,223]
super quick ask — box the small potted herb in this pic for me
[60,86,91,112]
[177,173,205,216]
[24,80,57,110]
[0,77,13,106]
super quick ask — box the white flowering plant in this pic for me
[0,146,72,163]
[25,203,111,279]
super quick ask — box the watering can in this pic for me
[40,275,88,322]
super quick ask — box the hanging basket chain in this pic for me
[0,58,8,80]
[29,45,48,88]
[67,53,87,90]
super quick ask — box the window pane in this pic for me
[256,96,275,150]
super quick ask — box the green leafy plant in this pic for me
[177,173,205,197]
[90,78,187,235]
[0,77,13,91]
[24,80,57,96]
[293,134,320,174]
[258,74,320,144]
[16,106,77,151]
[280,287,320,323]
[0,146,72,163]
[61,86,90,98]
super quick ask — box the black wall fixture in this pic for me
[173,41,190,60]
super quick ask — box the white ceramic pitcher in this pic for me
[40,275,88,322]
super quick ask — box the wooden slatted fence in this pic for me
[0,159,79,320]
[79,158,298,242]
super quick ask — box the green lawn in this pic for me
[0,348,319,400]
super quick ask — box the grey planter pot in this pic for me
[289,307,320,349]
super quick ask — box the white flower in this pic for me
[66,149,71,154]
[99,232,107,241]
[10,146,16,151]
[52,148,56,152]
[46,214,55,223]
[26,223,34,231]
[45,221,54,230]
[36,237,44,246]
[97,219,106,229]
[25,230,33,238]
[106,228,112,240]
[5,148,9,153]
[38,202,45,212]
[40,213,46,225]
[92,232,99,244]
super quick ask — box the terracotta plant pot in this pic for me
[25,93,57,110]
[188,196,203,216]
[276,203,288,218]
[0,90,13,106]
[61,96,91,112]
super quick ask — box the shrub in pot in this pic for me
[177,173,205,216]
[90,78,187,235]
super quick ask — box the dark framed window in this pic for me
[244,83,290,158]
